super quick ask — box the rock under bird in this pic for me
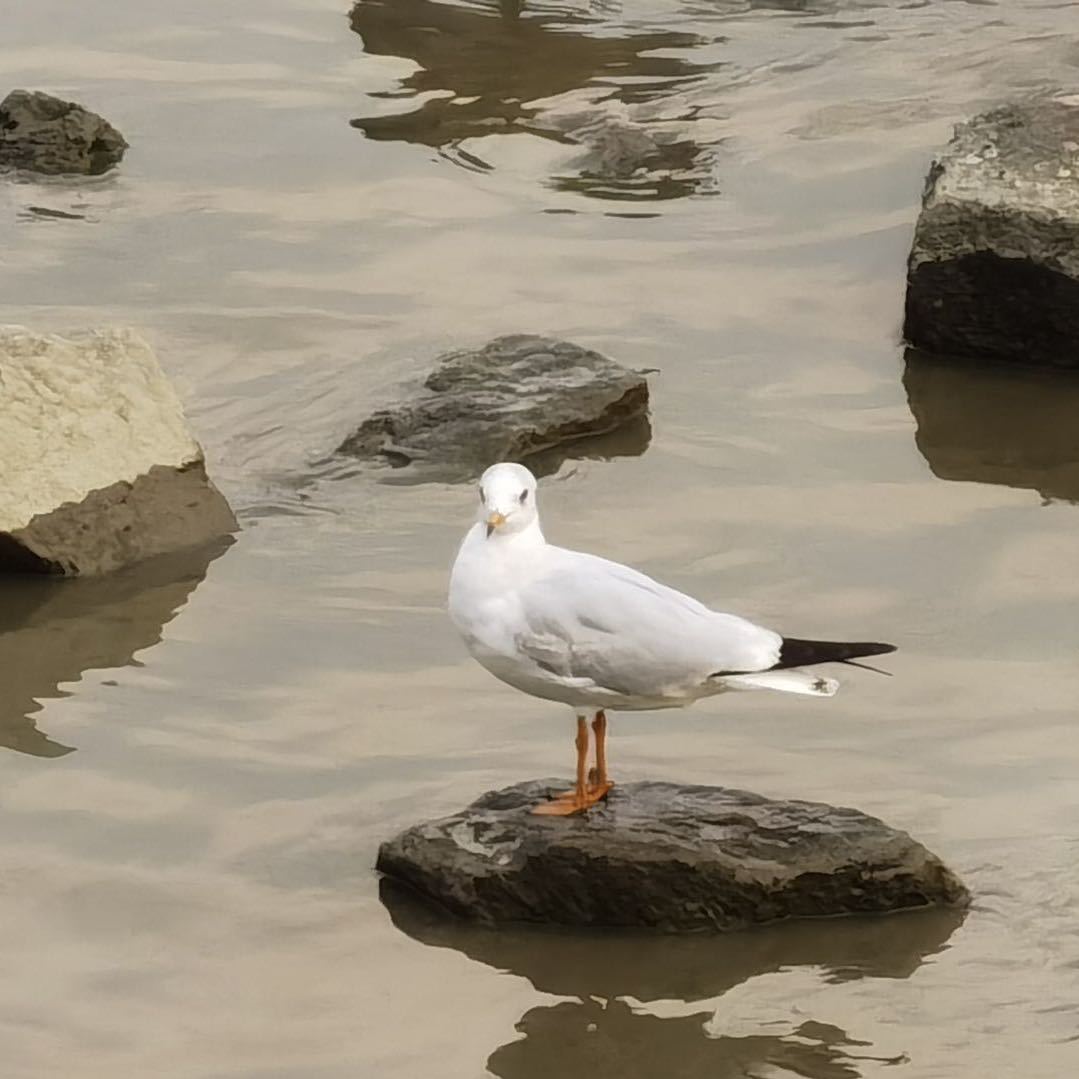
[448,462,895,816]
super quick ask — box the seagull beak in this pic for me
[485,512,506,537]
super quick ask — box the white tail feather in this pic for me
[722,669,839,697]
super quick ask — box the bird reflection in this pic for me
[904,349,1079,505]
[348,0,721,200]
[0,539,232,757]
[381,878,963,1078]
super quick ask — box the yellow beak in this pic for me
[485,511,506,537]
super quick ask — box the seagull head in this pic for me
[477,462,539,538]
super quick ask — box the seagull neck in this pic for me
[492,517,545,551]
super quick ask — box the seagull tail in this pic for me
[721,669,839,697]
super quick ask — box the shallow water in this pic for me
[2,1,1079,1075]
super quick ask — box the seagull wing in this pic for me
[513,546,781,698]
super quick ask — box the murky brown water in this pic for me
[3,1,1079,1075]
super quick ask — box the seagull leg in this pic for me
[533,713,611,816]
[546,715,590,804]
[590,709,614,798]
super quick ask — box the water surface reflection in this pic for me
[904,350,1079,505]
[383,880,963,1078]
[0,540,231,757]
[349,0,720,199]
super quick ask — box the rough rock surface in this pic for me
[0,327,237,576]
[377,779,969,932]
[904,100,1079,367]
[337,334,650,481]
[0,89,127,175]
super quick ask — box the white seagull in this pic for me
[448,462,895,816]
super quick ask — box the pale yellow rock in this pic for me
[1,326,235,575]
[1,326,202,532]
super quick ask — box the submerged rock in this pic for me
[904,100,1079,367]
[0,89,127,176]
[0,327,237,576]
[337,334,650,481]
[377,779,969,932]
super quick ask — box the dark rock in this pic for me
[1,461,238,576]
[904,348,1079,504]
[382,874,966,997]
[1,326,237,577]
[904,101,1079,367]
[376,779,969,932]
[337,334,650,482]
[0,89,127,176]
[547,108,715,201]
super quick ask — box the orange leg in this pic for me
[533,712,613,816]
[591,710,613,798]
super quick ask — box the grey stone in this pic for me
[382,874,966,999]
[0,89,127,175]
[376,779,969,932]
[904,100,1079,367]
[336,334,650,482]
[543,108,714,200]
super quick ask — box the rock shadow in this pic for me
[520,412,653,479]
[348,0,721,201]
[0,538,232,757]
[382,877,964,1078]
[904,348,1079,505]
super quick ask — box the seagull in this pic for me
[448,462,896,816]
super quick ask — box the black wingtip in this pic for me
[773,637,897,671]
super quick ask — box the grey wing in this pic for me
[514,549,781,697]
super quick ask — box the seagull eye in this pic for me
[519,490,529,504]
